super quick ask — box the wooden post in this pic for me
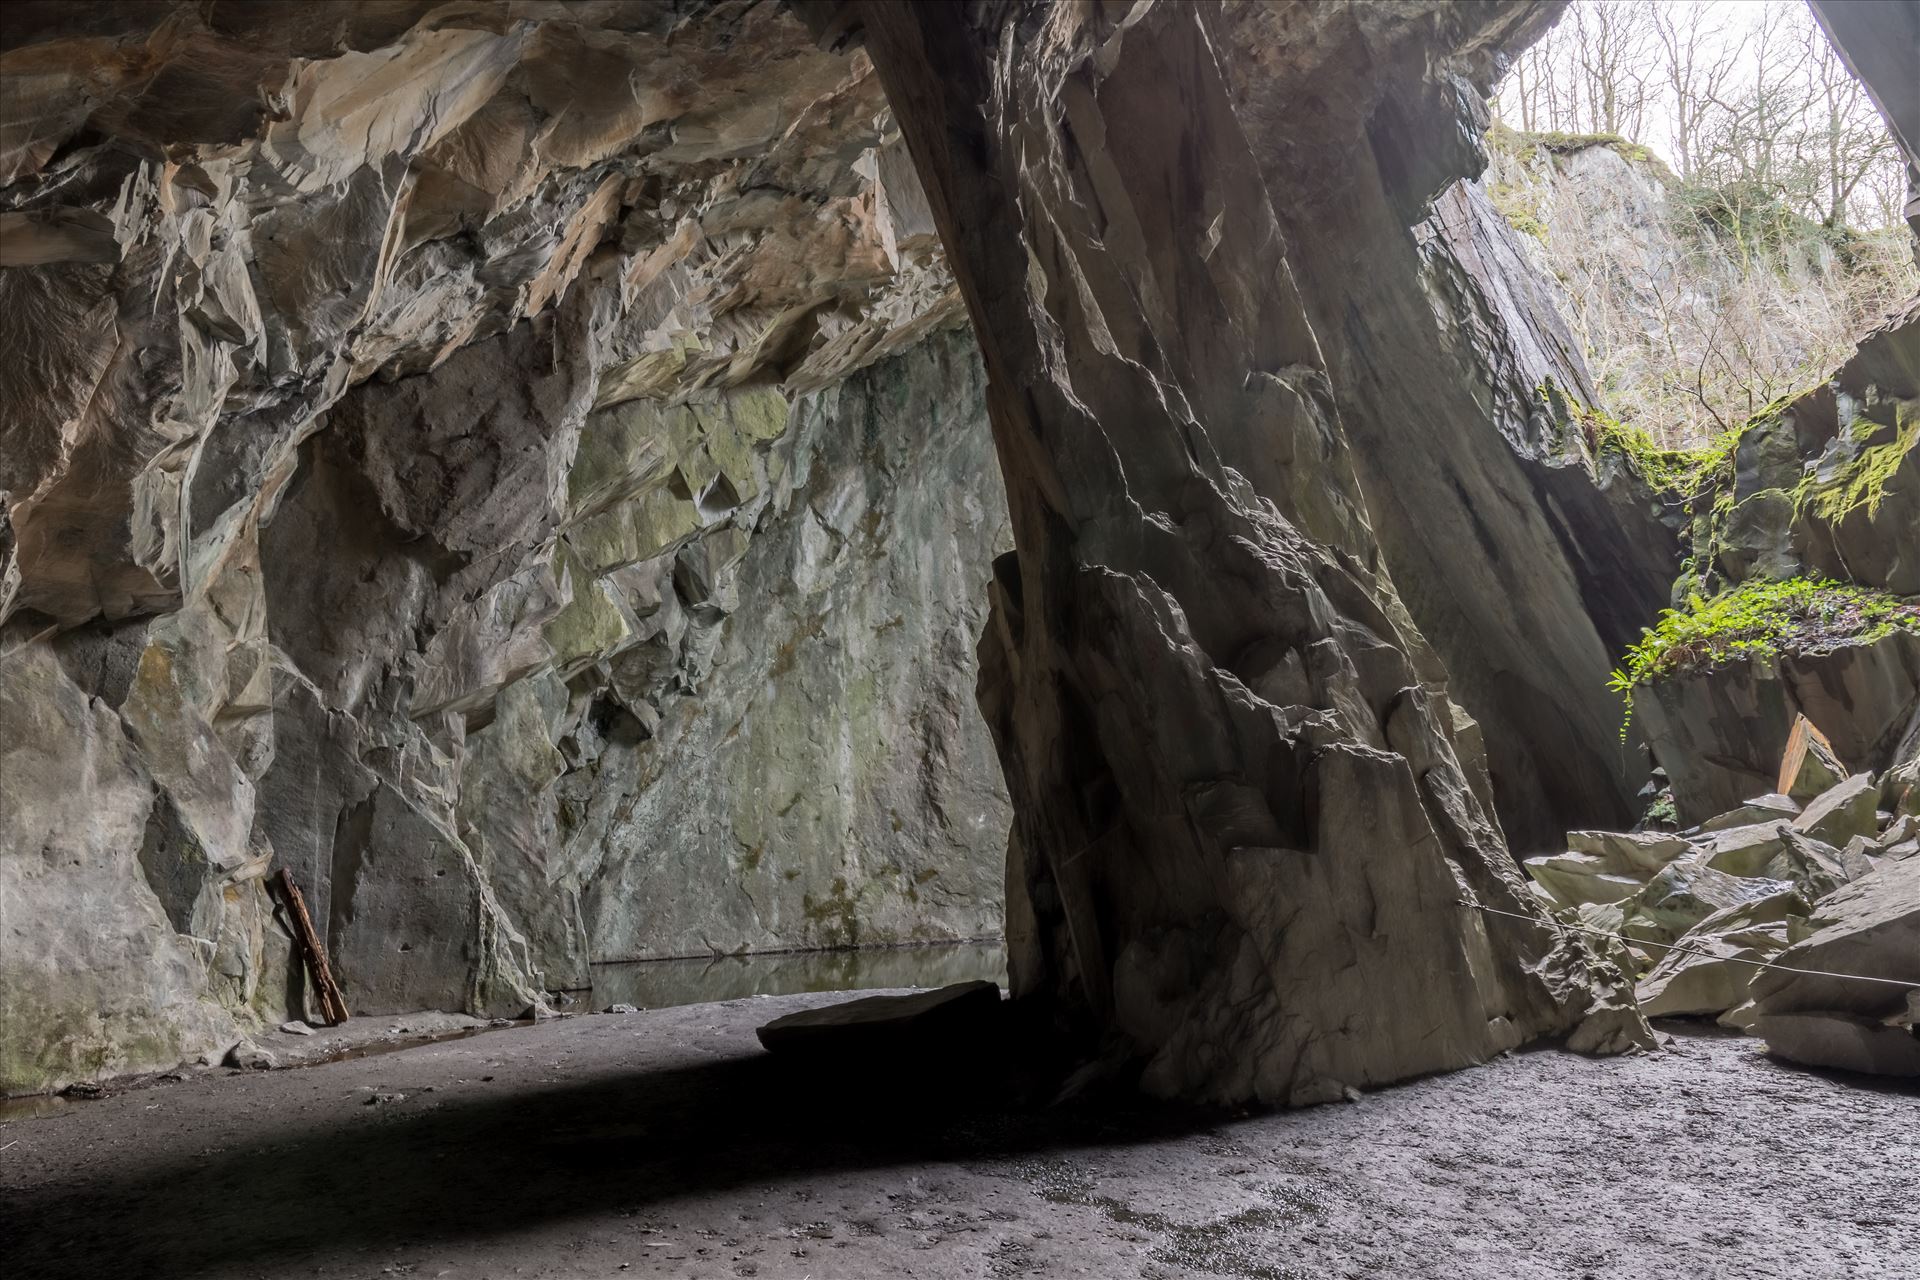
[277,868,349,1026]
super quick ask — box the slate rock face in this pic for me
[0,2,1008,1093]
[856,0,1644,1105]
[1639,629,1920,827]
[5,0,1682,1099]
[0,645,242,1091]
[569,332,1011,965]
[1218,40,1680,851]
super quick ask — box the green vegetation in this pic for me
[1486,120,1661,168]
[1795,411,1917,524]
[1574,399,1738,498]
[1670,181,1859,267]
[1607,578,1920,735]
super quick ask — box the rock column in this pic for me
[849,0,1646,1103]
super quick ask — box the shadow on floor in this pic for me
[5,1032,1214,1280]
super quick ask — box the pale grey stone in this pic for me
[1792,774,1882,847]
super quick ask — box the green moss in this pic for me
[1491,123,1670,175]
[1534,130,1654,163]
[1796,411,1917,524]
[1577,400,1738,499]
[1607,577,1920,736]
[1508,210,1548,241]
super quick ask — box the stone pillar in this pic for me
[845,0,1646,1104]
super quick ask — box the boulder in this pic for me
[1884,756,1920,818]
[1791,774,1881,847]
[1624,861,1794,943]
[1637,927,1790,1019]
[223,1040,277,1071]
[1857,815,1918,861]
[1777,716,1846,803]
[1633,889,1803,1018]
[1753,1013,1920,1076]
[1566,830,1692,875]
[1696,824,1789,877]
[1767,828,1861,901]
[1750,856,1920,1075]
[1523,854,1647,909]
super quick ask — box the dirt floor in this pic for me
[4,992,1914,1280]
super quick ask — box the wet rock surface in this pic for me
[2,991,1912,1280]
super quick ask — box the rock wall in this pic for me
[850,0,1645,1106]
[5,0,1736,1101]
[1210,25,1681,850]
[1635,307,1920,823]
[571,331,1009,965]
[1485,126,1916,440]
[0,2,1009,1095]
[2,323,1010,1095]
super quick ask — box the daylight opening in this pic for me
[1491,0,1916,447]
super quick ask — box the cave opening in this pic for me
[2,1,1916,1276]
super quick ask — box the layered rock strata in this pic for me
[1633,310,1920,823]
[5,0,1720,1101]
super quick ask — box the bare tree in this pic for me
[1648,1,1741,182]
[1486,0,1919,448]
[1495,0,1908,232]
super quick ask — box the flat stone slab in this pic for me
[756,980,1003,1055]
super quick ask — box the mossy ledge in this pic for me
[1606,577,1920,736]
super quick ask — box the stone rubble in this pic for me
[1525,713,1920,1073]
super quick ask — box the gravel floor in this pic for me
[3,993,1913,1280]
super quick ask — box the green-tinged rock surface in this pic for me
[0,645,238,1093]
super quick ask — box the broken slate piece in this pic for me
[1697,823,1788,877]
[1791,774,1880,847]
[1777,715,1845,801]
[1754,1012,1920,1076]
[1566,830,1692,875]
[1699,794,1799,833]
[1750,856,1920,1076]
[1522,854,1644,908]
[224,1041,277,1070]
